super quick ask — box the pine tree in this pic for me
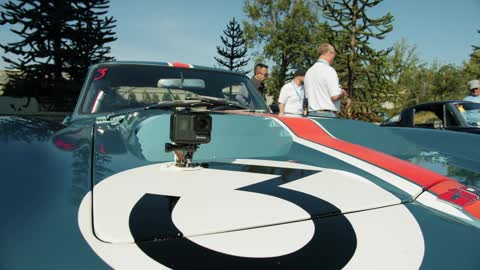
[66,0,116,83]
[0,0,116,110]
[465,29,480,79]
[315,0,393,98]
[473,30,480,52]
[214,17,250,74]
[313,0,394,120]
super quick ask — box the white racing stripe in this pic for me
[342,205,425,270]
[78,193,170,270]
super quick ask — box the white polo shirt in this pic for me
[304,60,342,111]
[278,82,304,115]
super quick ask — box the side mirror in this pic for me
[433,120,443,129]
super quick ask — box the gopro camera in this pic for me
[170,111,212,145]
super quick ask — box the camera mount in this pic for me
[166,110,212,168]
[165,143,199,167]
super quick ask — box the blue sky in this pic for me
[0,0,479,70]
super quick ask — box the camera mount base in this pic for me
[165,143,200,168]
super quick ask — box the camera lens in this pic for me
[195,115,211,132]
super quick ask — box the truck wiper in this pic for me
[185,95,248,110]
[144,99,212,110]
[104,98,249,122]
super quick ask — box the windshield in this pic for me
[455,102,480,127]
[80,64,269,114]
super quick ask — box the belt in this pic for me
[317,109,337,113]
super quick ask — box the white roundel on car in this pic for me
[79,159,425,269]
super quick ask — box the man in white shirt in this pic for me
[464,79,480,103]
[304,43,347,116]
[278,69,306,115]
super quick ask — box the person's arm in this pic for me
[278,103,286,114]
[331,89,347,101]
[278,85,288,115]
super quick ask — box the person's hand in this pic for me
[341,88,348,98]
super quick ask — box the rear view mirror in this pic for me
[158,79,205,89]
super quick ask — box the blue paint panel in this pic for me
[313,118,421,158]
[0,117,109,269]
[135,114,292,162]
[406,202,480,269]
[93,113,293,182]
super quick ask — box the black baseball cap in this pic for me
[293,69,306,77]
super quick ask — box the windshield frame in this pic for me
[71,62,270,122]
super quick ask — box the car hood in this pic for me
[90,112,446,244]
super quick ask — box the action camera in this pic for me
[170,111,212,145]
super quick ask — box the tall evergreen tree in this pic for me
[473,29,480,52]
[66,0,116,83]
[214,17,250,74]
[244,0,322,100]
[0,0,116,110]
[464,29,480,80]
[315,0,393,99]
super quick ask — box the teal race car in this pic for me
[1,61,480,269]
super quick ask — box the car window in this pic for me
[80,64,268,114]
[445,108,460,127]
[385,113,401,123]
[414,110,441,128]
[455,103,480,127]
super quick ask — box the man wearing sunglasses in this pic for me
[251,63,268,100]
[464,80,480,103]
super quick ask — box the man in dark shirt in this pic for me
[251,63,268,99]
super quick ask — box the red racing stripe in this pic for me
[224,111,480,219]
[276,116,451,190]
[464,201,480,220]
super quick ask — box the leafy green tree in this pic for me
[243,0,321,100]
[386,40,422,112]
[214,17,250,74]
[396,65,435,109]
[431,63,466,101]
[0,0,116,110]
[464,50,480,81]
